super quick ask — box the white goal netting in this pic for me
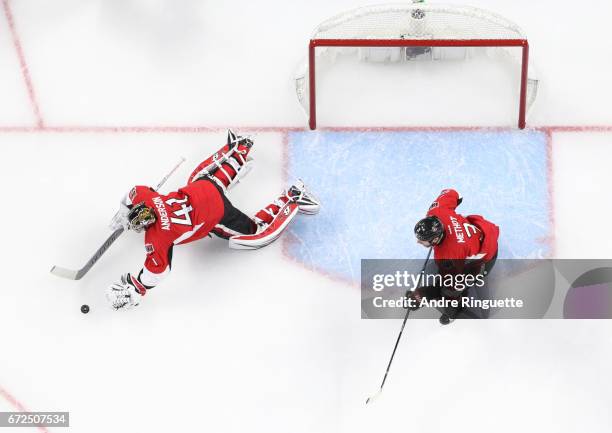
[295,2,539,126]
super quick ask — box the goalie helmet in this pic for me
[414,216,444,244]
[128,202,156,233]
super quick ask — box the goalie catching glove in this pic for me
[106,273,147,310]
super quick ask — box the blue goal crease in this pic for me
[284,130,550,282]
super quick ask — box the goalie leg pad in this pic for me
[254,195,290,225]
[188,129,254,191]
[214,158,253,191]
[227,179,319,250]
[229,201,299,250]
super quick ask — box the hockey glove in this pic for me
[403,289,423,311]
[106,273,146,310]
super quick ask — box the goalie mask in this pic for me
[128,202,156,233]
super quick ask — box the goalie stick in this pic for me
[50,157,186,280]
[366,247,433,405]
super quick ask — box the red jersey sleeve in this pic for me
[138,230,173,287]
[427,189,461,215]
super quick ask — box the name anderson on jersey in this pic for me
[152,196,171,231]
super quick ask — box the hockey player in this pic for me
[105,130,320,310]
[408,188,499,324]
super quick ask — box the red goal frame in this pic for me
[307,38,529,130]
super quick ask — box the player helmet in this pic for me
[414,216,444,244]
[127,202,156,233]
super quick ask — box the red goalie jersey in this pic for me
[426,189,499,265]
[126,181,225,287]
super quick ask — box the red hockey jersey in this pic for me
[426,189,499,268]
[126,181,225,287]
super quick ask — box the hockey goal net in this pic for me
[295,3,538,129]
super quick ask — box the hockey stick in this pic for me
[365,247,433,405]
[50,156,186,280]
[153,156,187,192]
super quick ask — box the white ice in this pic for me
[0,1,611,433]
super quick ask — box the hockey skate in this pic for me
[287,179,320,215]
[439,313,456,325]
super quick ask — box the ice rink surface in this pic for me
[1,1,612,432]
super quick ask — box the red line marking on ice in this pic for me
[280,130,290,185]
[281,232,358,288]
[0,386,50,433]
[0,125,303,134]
[1,0,44,128]
[545,125,612,133]
[319,125,512,132]
[0,124,611,134]
[544,129,556,257]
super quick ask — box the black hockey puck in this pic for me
[81,304,90,314]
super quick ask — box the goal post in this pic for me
[296,3,538,129]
